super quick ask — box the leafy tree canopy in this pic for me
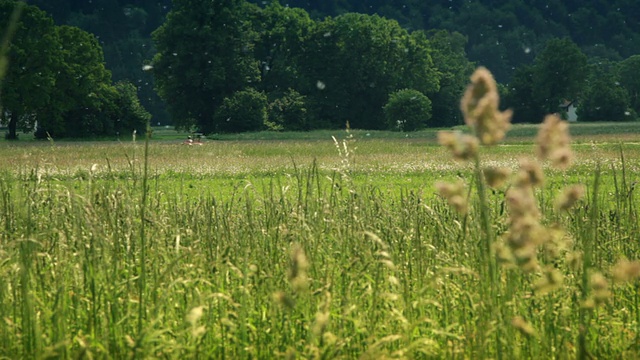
[506,38,588,123]
[152,0,261,133]
[1,0,150,139]
[0,0,59,139]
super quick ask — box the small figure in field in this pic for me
[184,134,203,145]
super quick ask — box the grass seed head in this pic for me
[511,316,537,338]
[566,252,583,271]
[494,241,516,266]
[289,244,309,292]
[589,272,610,307]
[543,225,570,260]
[506,187,540,221]
[555,184,585,212]
[186,306,205,326]
[536,114,573,168]
[515,158,544,188]
[437,131,479,161]
[612,259,640,283]
[483,166,511,188]
[273,291,295,310]
[435,181,468,214]
[460,67,512,145]
[533,267,563,295]
[312,311,330,337]
[513,244,539,272]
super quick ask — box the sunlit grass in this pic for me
[0,121,639,358]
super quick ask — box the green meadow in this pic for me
[0,123,639,359]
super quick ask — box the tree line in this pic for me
[0,0,150,139]
[152,0,476,133]
[2,0,640,138]
[152,0,640,133]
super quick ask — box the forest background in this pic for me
[3,0,640,138]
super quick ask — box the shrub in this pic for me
[267,89,308,131]
[384,89,432,131]
[215,88,268,133]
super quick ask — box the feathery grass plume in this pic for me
[288,243,309,293]
[504,170,545,272]
[542,225,570,260]
[435,180,468,214]
[612,259,640,283]
[460,67,512,145]
[515,158,545,188]
[437,131,479,161]
[533,267,564,295]
[494,240,516,266]
[273,291,295,310]
[536,114,573,169]
[555,184,585,211]
[584,272,610,308]
[511,316,537,338]
[566,252,583,272]
[186,306,206,337]
[312,291,332,338]
[483,166,511,188]
[506,186,540,221]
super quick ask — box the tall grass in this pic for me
[0,145,637,358]
[0,69,639,358]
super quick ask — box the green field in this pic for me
[0,123,639,358]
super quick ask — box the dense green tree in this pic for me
[578,58,630,122]
[36,25,114,138]
[384,89,432,131]
[28,0,172,125]
[214,88,267,133]
[506,39,587,123]
[113,81,152,136]
[20,0,640,131]
[62,85,120,138]
[300,13,439,129]
[152,0,260,133]
[531,38,588,116]
[504,65,541,124]
[579,80,630,122]
[618,55,640,116]
[251,2,314,98]
[0,0,60,139]
[426,29,474,127]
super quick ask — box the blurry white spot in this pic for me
[172,53,178,56]
[625,111,631,116]
[316,80,326,90]
[323,32,332,37]
[524,47,531,54]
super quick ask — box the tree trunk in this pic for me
[7,111,18,140]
